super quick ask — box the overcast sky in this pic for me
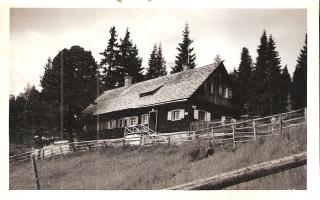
[10,8,306,96]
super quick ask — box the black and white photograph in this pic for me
[3,1,319,194]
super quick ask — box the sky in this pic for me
[10,8,307,96]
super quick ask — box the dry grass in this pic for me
[9,124,306,190]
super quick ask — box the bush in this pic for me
[183,140,208,162]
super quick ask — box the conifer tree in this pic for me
[99,26,120,90]
[146,43,167,80]
[117,28,144,85]
[156,43,167,76]
[280,65,292,112]
[265,34,282,114]
[292,34,307,109]
[237,47,253,113]
[171,23,196,73]
[253,30,269,96]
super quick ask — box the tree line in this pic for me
[9,24,307,144]
[230,31,307,116]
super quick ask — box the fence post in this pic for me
[59,145,64,156]
[167,136,171,146]
[253,120,256,142]
[232,125,236,149]
[51,147,53,158]
[122,138,126,147]
[279,114,283,135]
[211,129,215,145]
[42,149,45,160]
[304,107,307,121]
[87,143,92,151]
[31,154,40,190]
[140,135,143,146]
[104,141,108,148]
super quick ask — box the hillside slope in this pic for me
[10,124,306,190]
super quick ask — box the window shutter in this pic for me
[179,109,185,119]
[205,112,211,122]
[167,111,172,121]
[219,86,222,95]
[194,110,199,119]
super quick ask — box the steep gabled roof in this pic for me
[84,63,222,115]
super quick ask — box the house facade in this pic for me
[82,62,235,139]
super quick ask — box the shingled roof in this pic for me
[83,62,222,115]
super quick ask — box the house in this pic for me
[82,62,234,139]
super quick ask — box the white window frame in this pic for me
[194,109,211,122]
[107,120,116,129]
[118,118,127,128]
[168,109,185,121]
[128,116,138,126]
[141,114,149,125]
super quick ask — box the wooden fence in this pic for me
[165,151,307,190]
[9,108,306,163]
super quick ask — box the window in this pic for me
[210,82,214,94]
[107,120,116,129]
[168,109,185,121]
[128,116,138,126]
[194,110,211,122]
[173,110,180,121]
[118,118,127,128]
[141,114,149,125]
[220,86,232,99]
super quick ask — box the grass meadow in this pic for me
[9,124,306,190]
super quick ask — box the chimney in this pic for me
[124,76,132,87]
[182,65,190,71]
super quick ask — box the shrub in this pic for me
[183,140,208,162]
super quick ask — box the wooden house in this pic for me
[82,62,234,139]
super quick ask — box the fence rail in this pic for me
[165,151,307,190]
[10,108,307,162]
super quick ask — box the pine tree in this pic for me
[171,23,196,73]
[280,65,291,112]
[146,43,167,80]
[117,28,144,85]
[99,26,120,90]
[237,47,253,113]
[292,34,307,109]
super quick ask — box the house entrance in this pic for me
[149,110,158,132]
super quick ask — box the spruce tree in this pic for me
[117,28,144,85]
[265,34,282,114]
[146,44,158,80]
[280,65,292,112]
[156,43,167,77]
[171,23,196,73]
[146,43,167,80]
[292,34,307,109]
[99,26,120,90]
[253,30,269,96]
[237,47,253,113]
